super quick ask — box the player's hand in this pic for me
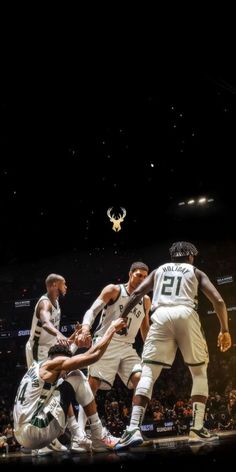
[74,322,82,333]
[111,317,127,333]
[116,317,128,335]
[56,333,70,346]
[68,322,90,347]
[217,331,232,352]
[67,323,82,342]
[74,330,92,348]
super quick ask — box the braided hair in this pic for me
[169,241,198,260]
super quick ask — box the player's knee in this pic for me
[189,364,209,397]
[135,364,162,400]
[89,375,101,395]
[129,371,141,389]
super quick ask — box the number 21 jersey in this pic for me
[151,263,198,310]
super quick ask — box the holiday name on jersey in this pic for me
[162,265,190,274]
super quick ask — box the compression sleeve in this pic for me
[83,298,106,327]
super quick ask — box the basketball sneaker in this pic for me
[31,446,53,456]
[189,427,219,442]
[49,438,68,452]
[92,427,120,452]
[71,435,92,453]
[114,428,143,450]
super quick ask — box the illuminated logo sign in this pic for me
[216,275,233,285]
[107,207,126,232]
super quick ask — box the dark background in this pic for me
[1,68,236,340]
[1,69,236,265]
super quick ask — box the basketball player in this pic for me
[76,262,151,441]
[25,273,84,454]
[14,318,126,453]
[114,242,232,449]
[25,274,68,368]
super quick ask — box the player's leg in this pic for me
[77,376,101,437]
[188,364,218,442]
[177,308,218,442]
[115,316,176,450]
[77,340,119,438]
[65,370,120,452]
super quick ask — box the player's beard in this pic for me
[59,289,66,297]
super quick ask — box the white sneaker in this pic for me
[32,446,53,456]
[92,427,120,452]
[49,438,68,452]
[114,428,144,450]
[189,427,219,443]
[71,435,92,453]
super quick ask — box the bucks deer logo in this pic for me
[107,207,126,232]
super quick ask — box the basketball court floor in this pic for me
[1,431,235,469]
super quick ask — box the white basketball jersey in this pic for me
[28,294,61,355]
[151,263,198,310]
[94,284,146,344]
[13,361,59,427]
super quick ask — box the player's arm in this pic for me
[139,295,151,341]
[48,318,127,372]
[196,268,232,352]
[79,284,119,347]
[121,271,156,319]
[38,300,68,345]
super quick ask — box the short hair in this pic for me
[129,262,149,273]
[169,241,198,259]
[45,274,65,287]
[48,344,72,358]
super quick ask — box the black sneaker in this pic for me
[189,427,219,442]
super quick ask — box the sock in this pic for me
[87,412,100,425]
[67,415,81,437]
[192,402,205,430]
[77,406,88,436]
[127,405,145,431]
[88,413,103,440]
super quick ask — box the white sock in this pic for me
[127,405,145,430]
[192,402,205,430]
[88,413,103,440]
[67,415,81,437]
[77,406,88,436]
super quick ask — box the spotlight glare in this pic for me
[198,197,207,204]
